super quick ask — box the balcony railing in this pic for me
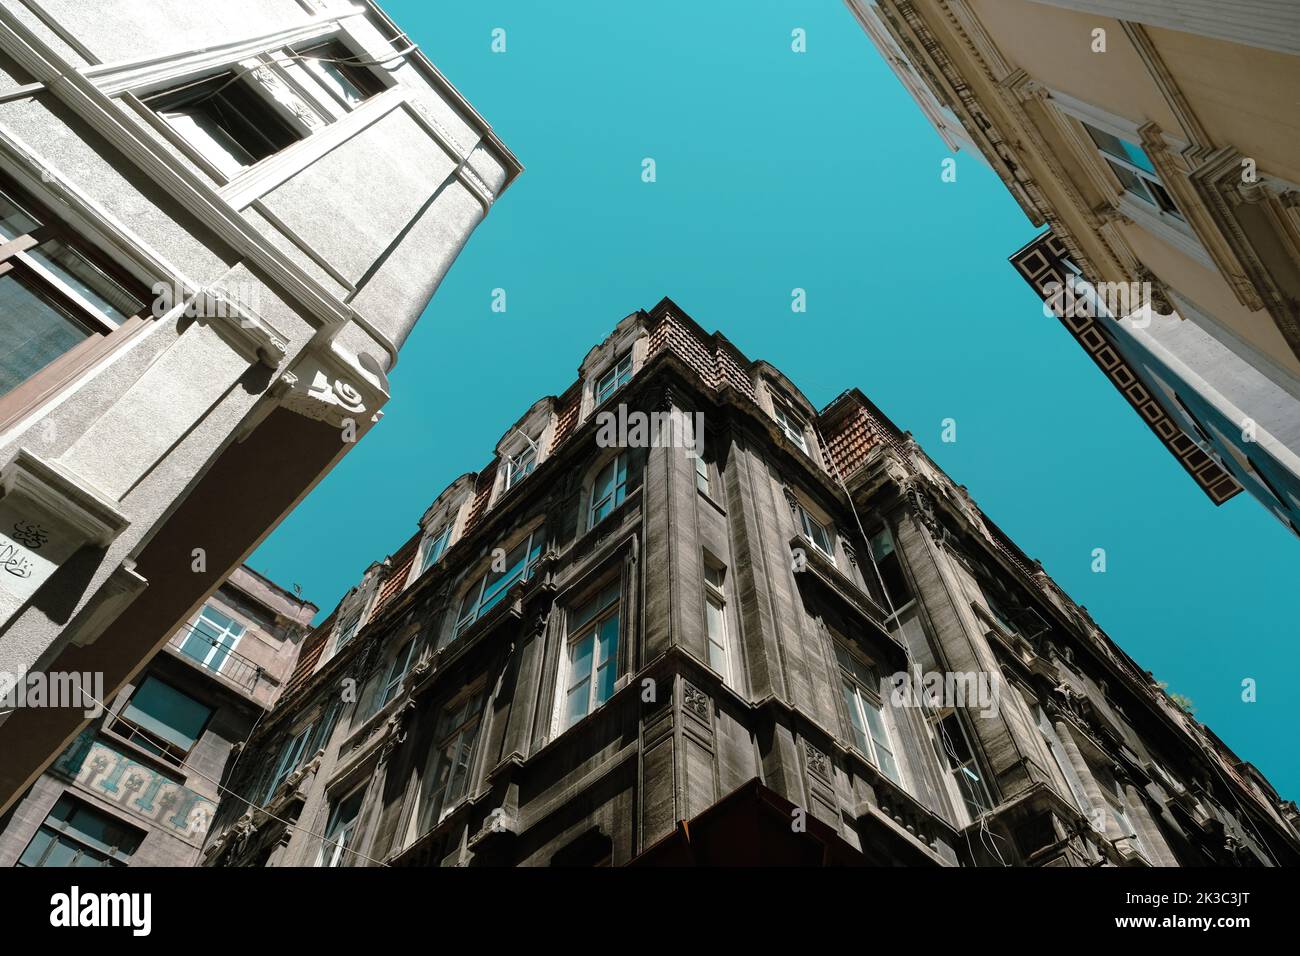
[168,622,263,693]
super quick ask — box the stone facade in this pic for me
[203,300,1299,867]
[0,565,315,867]
[848,0,1300,536]
[0,0,519,809]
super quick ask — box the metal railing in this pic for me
[168,623,263,693]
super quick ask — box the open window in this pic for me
[294,39,387,109]
[145,73,302,177]
[109,675,212,767]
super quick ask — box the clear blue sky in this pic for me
[252,1,1298,799]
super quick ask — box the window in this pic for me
[453,530,544,638]
[703,560,731,684]
[559,581,621,730]
[380,638,416,709]
[869,527,911,610]
[179,603,245,674]
[0,180,146,400]
[836,642,901,786]
[693,451,711,495]
[145,73,301,178]
[264,722,314,803]
[109,676,212,766]
[419,689,484,831]
[1101,782,1151,862]
[296,40,386,109]
[334,606,364,652]
[318,787,365,867]
[797,501,835,562]
[935,710,992,818]
[419,524,452,574]
[979,583,1020,637]
[589,453,628,527]
[18,796,143,868]
[594,352,632,404]
[772,399,809,453]
[1080,121,1183,220]
[505,441,538,490]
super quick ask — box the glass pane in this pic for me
[863,701,895,768]
[0,188,40,239]
[25,239,142,322]
[17,829,53,867]
[569,635,594,689]
[842,684,869,753]
[705,598,725,645]
[595,661,615,705]
[308,57,367,106]
[122,676,211,752]
[163,107,255,177]
[40,837,78,868]
[597,614,619,665]
[1104,159,1155,204]
[566,679,590,724]
[0,270,96,398]
[708,637,728,674]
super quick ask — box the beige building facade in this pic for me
[0,0,519,812]
[849,0,1300,533]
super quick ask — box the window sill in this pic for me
[789,533,898,649]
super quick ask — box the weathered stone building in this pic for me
[0,565,315,866]
[0,0,519,809]
[848,0,1300,536]
[203,300,1299,867]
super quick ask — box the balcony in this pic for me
[167,622,263,694]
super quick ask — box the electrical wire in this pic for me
[811,421,1007,866]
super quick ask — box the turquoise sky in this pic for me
[252,1,1297,799]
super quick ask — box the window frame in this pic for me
[555,580,622,733]
[418,685,486,832]
[419,523,452,574]
[588,452,629,529]
[379,637,417,709]
[0,176,149,417]
[796,500,836,564]
[934,707,993,820]
[453,528,544,640]
[1078,120,1183,221]
[504,439,538,491]
[703,559,731,685]
[178,603,246,675]
[293,38,388,111]
[142,71,304,180]
[318,785,366,867]
[868,526,913,613]
[771,397,810,454]
[835,640,902,787]
[594,351,633,405]
[108,675,213,768]
[17,795,144,868]
[264,721,315,803]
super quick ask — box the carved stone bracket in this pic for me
[682,681,710,723]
